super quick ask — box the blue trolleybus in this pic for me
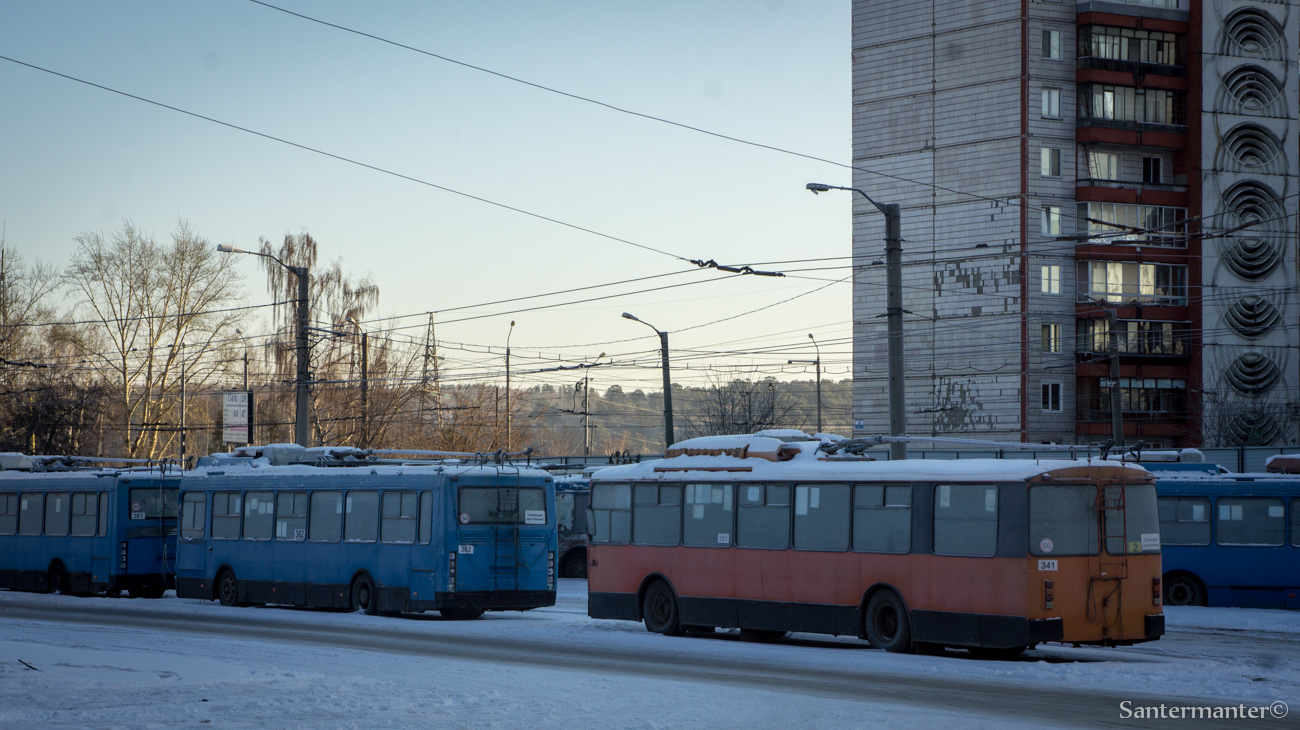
[0,454,178,598]
[1148,459,1300,608]
[175,445,558,618]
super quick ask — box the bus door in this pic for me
[407,488,441,600]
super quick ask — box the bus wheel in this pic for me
[561,551,587,579]
[641,580,683,637]
[351,575,379,616]
[47,564,68,595]
[864,591,913,653]
[1164,573,1206,607]
[217,570,239,607]
[739,629,788,642]
[439,607,485,620]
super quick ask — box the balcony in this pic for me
[1075,319,1191,360]
[1077,56,1186,78]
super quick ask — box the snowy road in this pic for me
[2,580,1297,729]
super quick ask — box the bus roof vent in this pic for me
[1265,454,1300,473]
[231,443,307,466]
[0,453,31,470]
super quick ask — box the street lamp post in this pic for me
[622,313,675,450]
[345,316,370,448]
[807,183,906,460]
[218,242,311,446]
[506,320,516,451]
[788,333,822,434]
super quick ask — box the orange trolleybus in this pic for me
[586,435,1165,656]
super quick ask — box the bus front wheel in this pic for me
[351,575,379,616]
[865,591,913,653]
[641,580,683,637]
[1163,573,1206,607]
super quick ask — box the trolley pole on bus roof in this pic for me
[807,183,906,459]
[218,243,311,446]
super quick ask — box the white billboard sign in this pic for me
[223,392,250,444]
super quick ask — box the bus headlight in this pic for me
[547,551,555,590]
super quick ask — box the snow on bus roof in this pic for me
[592,444,1151,483]
[184,455,552,482]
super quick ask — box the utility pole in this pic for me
[808,184,906,459]
[1107,309,1125,446]
[178,343,186,465]
[582,374,591,457]
[359,329,368,448]
[506,320,515,451]
[789,333,822,434]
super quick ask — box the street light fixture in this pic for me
[788,333,822,434]
[807,182,907,460]
[505,320,516,451]
[623,312,675,450]
[218,241,311,447]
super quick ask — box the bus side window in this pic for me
[345,492,379,543]
[381,492,418,544]
[794,484,850,551]
[1216,497,1285,546]
[45,492,70,537]
[418,491,432,545]
[933,484,997,557]
[737,484,790,550]
[181,493,206,540]
[310,491,343,543]
[71,493,98,537]
[276,492,308,541]
[853,485,911,554]
[1157,497,1210,546]
[0,494,18,536]
[683,483,732,548]
[632,484,681,546]
[98,493,109,537]
[244,492,274,541]
[19,493,43,536]
[211,492,242,540]
[590,483,631,544]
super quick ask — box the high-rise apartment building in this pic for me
[851,0,1298,447]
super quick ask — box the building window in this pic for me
[1079,25,1182,66]
[1079,84,1185,126]
[1077,202,1186,245]
[1040,148,1061,177]
[1041,88,1061,118]
[1042,30,1061,60]
[1076,318,1187,356]
[1090,377,1187,417]
[1041,206,1062,236]
[1042,382,1063,412]
[1041,265,1061,294]
[1079,260,1187,304]
[1143,157,1163,184]
[1042,324,1062,353]
[1086,151,1120,180]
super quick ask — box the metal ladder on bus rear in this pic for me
[1088,479,1128,636]
[493,482,520,592]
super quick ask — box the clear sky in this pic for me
[0,0,853,395]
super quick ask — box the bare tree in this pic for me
[1198,376,1292,447]
[64,220,244,458]
[679,375,799,438]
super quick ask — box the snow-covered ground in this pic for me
[1,580,1296,729]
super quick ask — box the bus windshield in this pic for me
[459,487,546,524]
[130,487,179,519]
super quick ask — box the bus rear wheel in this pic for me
[217,570,240,607]
[865,591,913,653]
[1164,573,1206,607]
[351,575,379,616]
[641,580,682,636]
